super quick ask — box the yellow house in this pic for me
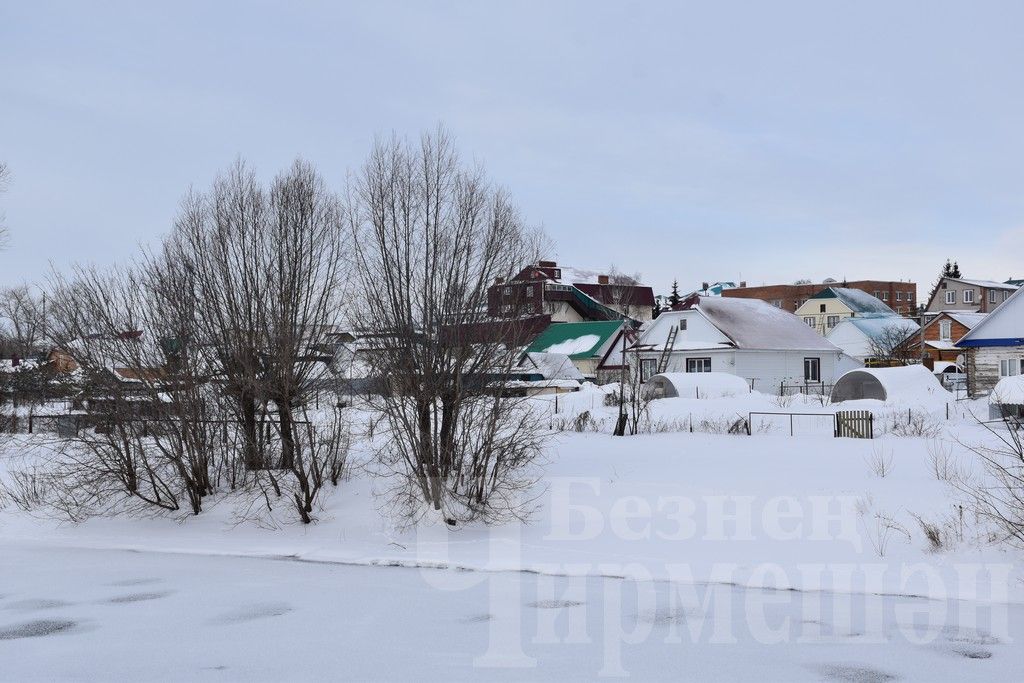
[794,287,897,335]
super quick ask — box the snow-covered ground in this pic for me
[1,542,1020,681]
[1,388,1022,679]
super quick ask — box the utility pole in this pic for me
[614,326,627,436]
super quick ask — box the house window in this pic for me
[526,285,534,298]
[896,292,903,301]
[679,319,687,331]
[640,358,657,382]
[502,286,511,296]
[819,303,826,313]
[1000,359,1022,377]
[686,357,712,373]
[803,316,816,328]
[874,291,882,299]
[963,289,975,304]
[945,291,956,305]
[1004,291,1010,302]
[989,290,997,304]
[907,292,913,302]
[502,303,512,314]
[552,268,561,279]
[881,292,889,301]
[826,315,840,329]
[770,299,782,308]
[804,357,821,383]
[939,320,952,341]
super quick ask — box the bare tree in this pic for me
[867,323,918,367]
[165,160,348,473]
[0,285,49,358]
[0,162,9,250]
[346,127,546,523]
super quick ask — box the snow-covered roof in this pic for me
[695,296,839,351]
[831,365,948,403]
[951,278,1019,290]
[840,315,918,342]
[991,376,1024,405]
[958,286,1024,347]
[811,287,895,315]
[945,312,987,329]
[500,379,581,390]
[646,372,750,399]
[525,321,623,359]
[519,352,585,381]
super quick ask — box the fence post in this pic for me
[28,414,33,434]
[869,413,874,439]
[790,413,794,437]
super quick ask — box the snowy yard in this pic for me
[2,389,1023,680]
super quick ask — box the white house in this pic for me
[630,296,849,394]
[957,286,1024,396]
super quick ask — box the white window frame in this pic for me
[679,319,687,331]
[803,316,816,328]
[896,291,903,301]
[526,285,534,298]
[640,358,656,382]
[826,315,840,329]
[963,289,975,304]
[686,357,712,373]
[502,286,511,296]
[939,320,952,341]
[945,290,956,305]
[1000,359,1021,377]
[989,290,997,304]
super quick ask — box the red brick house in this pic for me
[488,260,656,323]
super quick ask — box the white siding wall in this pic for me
[826,322,871,360]
[734,350,840,393]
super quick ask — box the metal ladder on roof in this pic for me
[656,324,678,374]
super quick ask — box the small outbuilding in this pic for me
[645,372,750,399]
[830,365,946,403]
[989,376,1024,421]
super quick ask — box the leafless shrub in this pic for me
[285,405,351,524]
[856,496,911,557]
[864,443,894,478]
[927,438,961,482]
[771,393,795,409]
[953,419,1024,548]
[886,410,941,438]
[0,466,51,512]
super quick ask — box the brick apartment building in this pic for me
[722,280,918,315]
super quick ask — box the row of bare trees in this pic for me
[2,129,548,525]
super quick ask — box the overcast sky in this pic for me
[2,1,1023,297]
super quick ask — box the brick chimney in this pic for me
[739,281,747,288]
[538,260,557,268]
[597,274,609,285]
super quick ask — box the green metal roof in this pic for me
[524,320,622,359]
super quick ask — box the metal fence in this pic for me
[777,382,834,397]
[747,410,873,438]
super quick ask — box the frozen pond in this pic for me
[0,542,1020,681]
